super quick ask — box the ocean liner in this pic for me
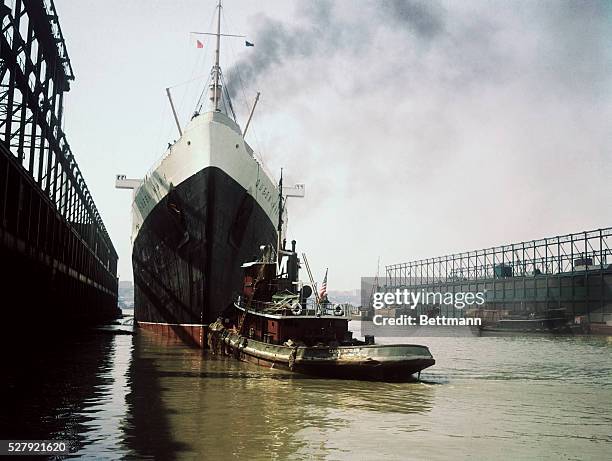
[118,1,281,347]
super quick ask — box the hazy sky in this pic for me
[54,0,611,289]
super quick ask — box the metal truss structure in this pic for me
[386,228,612,319]
[0,0,118,321]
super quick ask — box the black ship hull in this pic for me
[132,166,277,347]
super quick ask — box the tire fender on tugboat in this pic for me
[288,347,298,371]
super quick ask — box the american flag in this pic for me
[318,268,328,300]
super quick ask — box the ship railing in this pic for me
[235,297,351,318]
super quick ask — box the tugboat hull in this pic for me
[214,331,435,381]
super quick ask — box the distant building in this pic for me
[118,281,135,309]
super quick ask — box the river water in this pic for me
[2,321,612,460]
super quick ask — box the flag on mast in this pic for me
[196,39,204,49]
[319,268,328,300]
[245,40,254,47]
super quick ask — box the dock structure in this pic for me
[385,228,612,323]
[0,0,118,326]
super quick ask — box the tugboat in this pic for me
[476,308,584,335]
[207,176,435,381]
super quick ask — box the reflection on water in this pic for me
[122,330,435,460]
[1,323,611,460]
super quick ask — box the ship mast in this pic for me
[192,0,247,116]
[213,0,222,111]
[277,169,284,269]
